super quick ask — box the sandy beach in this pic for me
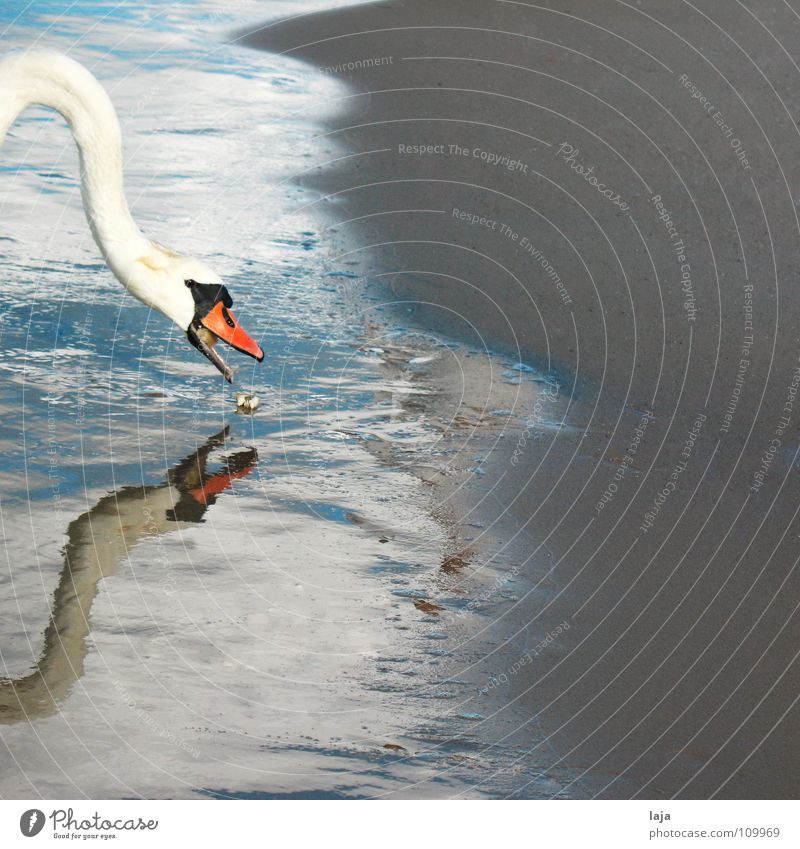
[1,0,799,802]
[0,0,551,799]
[238,0,800,798]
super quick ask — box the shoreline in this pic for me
[1,2,526,799]
[240,0,800,799]
[1,0,798,801]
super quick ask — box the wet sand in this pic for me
[0,1,550,798]
[239,0,800,798]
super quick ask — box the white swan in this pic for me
[0,49,263,381]
[0,427,258,723]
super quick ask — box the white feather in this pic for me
[0,49,218,331]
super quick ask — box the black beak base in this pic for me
[187,323,234,383]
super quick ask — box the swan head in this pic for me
[127,248,264,383]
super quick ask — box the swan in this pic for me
[0,49,263,381]
[0,427,258,723]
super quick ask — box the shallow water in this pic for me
[0,1,555,798]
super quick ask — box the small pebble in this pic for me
[235,393,260,412]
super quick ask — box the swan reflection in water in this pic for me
[0,427,258,724]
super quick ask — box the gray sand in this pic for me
[239,0,800,798]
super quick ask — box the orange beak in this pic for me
[188,457,258,506]
[199,302,264,361]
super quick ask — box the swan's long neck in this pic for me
[0,50,149,270]
[0,482,186,723]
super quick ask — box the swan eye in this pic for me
[185,279,198,288]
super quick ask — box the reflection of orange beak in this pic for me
[200,302,264,361]
[188,459,257,505]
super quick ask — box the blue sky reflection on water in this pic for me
[0,0,493,802]
[0,0,355,500]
